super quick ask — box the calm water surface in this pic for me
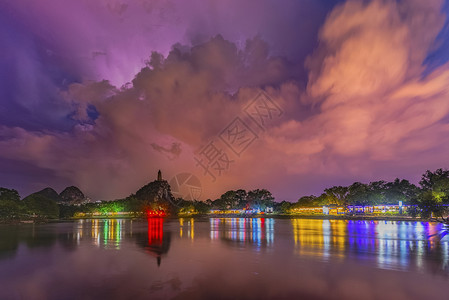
[1,218,449,299]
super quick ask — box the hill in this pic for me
[59,186,86,205]
[34,187,62,203]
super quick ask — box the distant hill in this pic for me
[134,180,176,205]
[34,187,62,203]
[22,190,60,219]
[59,186,87,205]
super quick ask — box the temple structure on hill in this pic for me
[157,169,162,181]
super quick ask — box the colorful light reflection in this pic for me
[210,218,274,248]
[291,219,449,272]
[75,219,124,249]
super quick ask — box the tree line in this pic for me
[185,168,449,219]
[177,189,275,214]
[276,169,449,219]
[2,168,449,220]
[0,189,59,220]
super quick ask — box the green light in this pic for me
[116,220,121,248]
[104,220,108,245]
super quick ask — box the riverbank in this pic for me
[1,214,442,224]
[0,218,53,225]
[72,213,433,223]
[201,214,430,222]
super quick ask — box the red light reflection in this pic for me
[147,217,163,245]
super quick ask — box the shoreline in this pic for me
[192,214,434,223]
[1,214,440,224]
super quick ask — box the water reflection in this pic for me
[292,219,347,259]
[210,218,274,249]
[75,219,126,249]
[291,219,449,274]
[179,218,195,240]
[0,219,174,267]
[0,223,79,261]
[135,218,171,266]
[2,218,449,276]
[3,219,449,300]
[77,218,172,266]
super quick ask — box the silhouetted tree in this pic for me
[247,189,274,211]
[412,169,449,220]
[324,186,349,206]
[384,178,419,205]
[0,188,23,219]
[22,194,59,219]
[275,201,292,213]
[295,195,319,207]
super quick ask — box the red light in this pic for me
[145,209,166,218]
[147,217,163,245]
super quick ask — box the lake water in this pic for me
[1,218,449,300]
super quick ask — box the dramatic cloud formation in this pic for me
[0,34,297,199]
[263,0,449,196]
[1,0,449,201]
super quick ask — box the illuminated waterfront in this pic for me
[1,218,449,299]
[291,219,449,272]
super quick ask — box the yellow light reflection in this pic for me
[179,218,194,240]
[292,219,346,259]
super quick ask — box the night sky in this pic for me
[1,0,449,202]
